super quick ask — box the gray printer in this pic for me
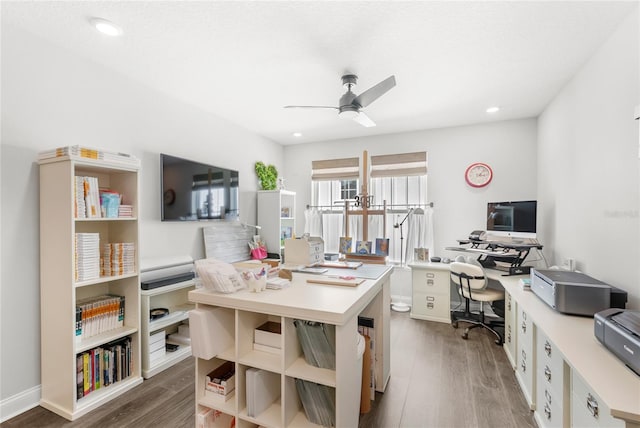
[594,309,640,376]
[530,269,627,316]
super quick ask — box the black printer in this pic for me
[594,309,640,376]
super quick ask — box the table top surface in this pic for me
[189,265,393,325]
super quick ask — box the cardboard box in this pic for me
[254,321,281,349]
[205,360,235,399]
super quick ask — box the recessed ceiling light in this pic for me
[486,106,500,114]
[90,18,123,36]
[293,132,302,137]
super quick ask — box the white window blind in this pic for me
[311,157,359,181]
[370,151,427,178]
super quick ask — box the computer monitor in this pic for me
[486,200,537,239]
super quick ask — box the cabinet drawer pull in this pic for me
[544,340,552,357]
[544,403,551,420]
[426,273,435,278]
[545,388,552,405]
[521,321,527,333]
[507,332,511,343]
[544,365,551,382]
[521,359,526,373]
[587,393,599,419]
[427,303,434,309]
[522,311,527,320]
[427,279,434,286]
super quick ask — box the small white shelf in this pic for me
[285,357,336,388]
[143,345,192,378]
[148,310,190,332]
[76,326,139,354]
[290,410,325,428]
[239,399,282,427]
[75,272,138,288]
[238,349,281,374]
[141,280,194,297]
[75,217,137,222]
[198,391,236,415]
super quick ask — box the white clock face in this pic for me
[465,163,493,187]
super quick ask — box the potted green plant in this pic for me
[255,161,278,190]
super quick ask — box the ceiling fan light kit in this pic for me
[285,73,396,128]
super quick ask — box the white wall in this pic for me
[0,24,283,411]
[537,9,639,309]
[284,118,538,298]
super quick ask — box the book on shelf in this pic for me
[76,336,133,400]
[76,294,125,340]
[38,145,141,167]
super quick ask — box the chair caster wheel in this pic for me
[461,332,469,340]
[451,321,458,329]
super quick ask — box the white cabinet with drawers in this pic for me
[516,307,536,410]
[535,330,570,428]
[408,262,451,324]
[572,370,624,428]
[504,291,517,370]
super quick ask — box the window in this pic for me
[309,152,428,263]
[340,179,358,201]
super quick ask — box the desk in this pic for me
[188,265,392,428]
[409,261,640,427]
[485,269,640,428]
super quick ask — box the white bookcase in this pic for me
[140,279,195,378]
[38,157,143,421]
[257,190,295,259]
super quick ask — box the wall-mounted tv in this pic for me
[161,153,239,221]
[486,200,537,239]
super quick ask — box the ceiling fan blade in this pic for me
[284,105,339,109]
[353,111,376,128]
[352,75,396,108]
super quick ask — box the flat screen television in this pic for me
[161,153,239,221]
[486,200,537,239]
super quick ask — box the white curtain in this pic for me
[321,212,344,253]
[405,206,434,264]
[304,208,323,237]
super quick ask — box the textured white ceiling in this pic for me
[3,1,637,145]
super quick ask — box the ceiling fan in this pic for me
[284,74,396,128]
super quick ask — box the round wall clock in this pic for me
[465,162,493,188]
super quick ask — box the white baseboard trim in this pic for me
[1,385,40,423]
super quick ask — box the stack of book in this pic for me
[118,205,133,218]
[75,233,100,281]
[74,176,101,218]
[293,320,336,370]
[295,378,335,426]
[519,278,532,291]
[76,336,132,400]
[101,242,135,276]
[39,145,141,168]
[75,294,125,340]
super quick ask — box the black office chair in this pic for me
[450,261,505,345]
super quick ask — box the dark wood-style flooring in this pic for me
[2,312,536,428]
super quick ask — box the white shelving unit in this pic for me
[38,156,143,421]
[140,279,195,378]
[257,190,295,260]
[189,267,392,428]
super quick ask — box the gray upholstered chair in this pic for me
[450,261,504,345]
